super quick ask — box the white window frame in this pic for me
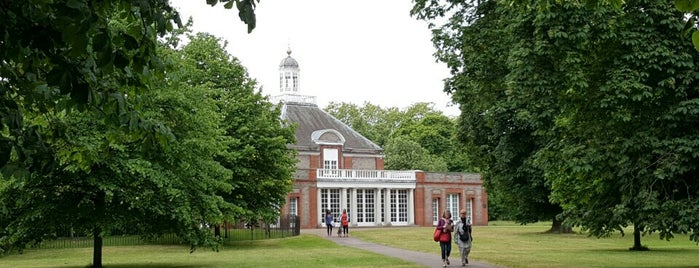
[289,197,298,216]
[355,189,375,223]
[323,148,338,170]
[320,189,341,225]
[389,189,409,224]
[432,198,439,225]
[446,193,459,220]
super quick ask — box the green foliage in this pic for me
[166,32,296,223]
[324,102,476,172]
[383,137,448,172]
[413,0,699,246]
[412,0,564,226]
[0,0,258,170]
[0,3,298,266]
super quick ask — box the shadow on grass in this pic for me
[587,248,699,253]
[608,266,699,268]
[221,234,335,250]
[56,265,201,268]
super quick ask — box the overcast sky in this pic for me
[170,0,459,116]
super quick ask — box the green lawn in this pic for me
[0,235,420,268]
[350,222,699,268]
[2,222,699,268]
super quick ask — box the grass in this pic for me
[350,221,699,268]
[2,222,698,267]
[0,235,420,268]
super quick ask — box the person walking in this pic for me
[453,210,473,266]
[437,209,454,267]
[341,209,349,237]
[325,209,334,236]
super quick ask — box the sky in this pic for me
[170,0,459,117]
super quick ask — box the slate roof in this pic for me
[279,56,299,68]
[281,102,383,154]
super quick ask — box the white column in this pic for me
[374,188,382,226]
[350,188,357,226]
[317,188,323,228]
[408,188,415,225]
[340,188,347,215]
[384,189,392,226]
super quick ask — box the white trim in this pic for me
[311,129,346,145]
[297,151,320,156]
[342,153,385,158]
[295,152,382,158]
[317,181,415,189]
[408,189,415,225]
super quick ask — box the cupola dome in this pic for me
[279,48,299,68]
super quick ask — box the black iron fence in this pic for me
[35,215,300,249]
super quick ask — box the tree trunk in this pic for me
[92,226,103,268]
[546,218,573,233]
[224,221,229,238]
[629,225,649,251]
[92,191,105,268]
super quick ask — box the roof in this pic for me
[281,102,383,154]
[279,48,299,68]
[279,56,299,68]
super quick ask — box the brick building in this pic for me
[271,49,488,229]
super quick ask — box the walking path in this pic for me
[300,228,500,268]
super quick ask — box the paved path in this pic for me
[300,228,500,268]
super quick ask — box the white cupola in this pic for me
[272,47,316,105]
[279,48,300,93]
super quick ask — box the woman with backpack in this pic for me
[454,209,473,266]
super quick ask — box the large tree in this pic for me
[413,0,699,248]
[1,12,297,268]
[1,0,257,170]
[525,0,699,249]
[411,0,566,229]
[169,32,296,224]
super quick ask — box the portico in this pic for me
[315,169,416,227]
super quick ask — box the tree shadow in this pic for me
[587,248,699,253]
[607,266,699,268]
[56,264,202,268]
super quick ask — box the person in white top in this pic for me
[453,209,473,266]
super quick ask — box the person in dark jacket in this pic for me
[325,209,334,236]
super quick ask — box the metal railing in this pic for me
[33,215,300,249]
[271,93,316,105]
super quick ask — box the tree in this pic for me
[325,102,477,172]
[506,0,699,51]
[525,0,699,249]
[413,0,699,248]
[1,0,257,170]
[169,32,296,225]
[412,0,567,230]
[1,17,297,268]
[324,102,404,147]
[383,137,448,172]
[0,67,232,266]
